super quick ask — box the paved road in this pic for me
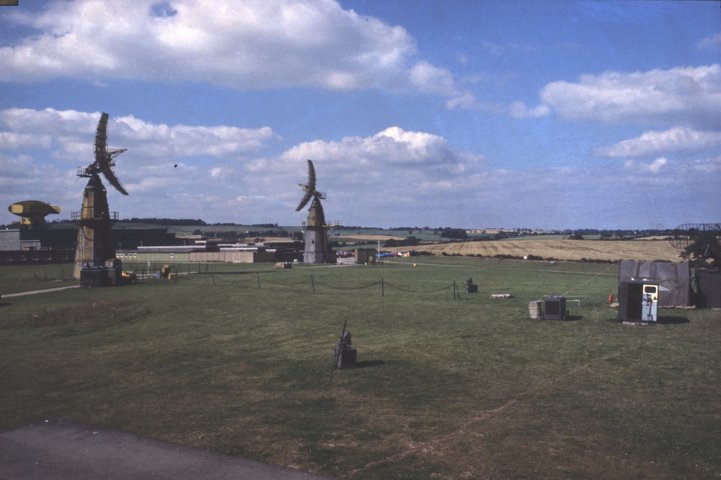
[0,420,335,480]
[1,284,80,298]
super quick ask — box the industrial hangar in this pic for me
[1,221,301,266]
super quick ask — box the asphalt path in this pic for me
[0,420,335,480]
[1,284,80,298]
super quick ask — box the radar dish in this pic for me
[296,159,324,211]
[82,112,129,195]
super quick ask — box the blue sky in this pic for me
[1,0,719,229]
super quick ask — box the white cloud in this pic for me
[0,153,39,183]
[3,108,715,229]
[409,61,461,98]
[477,40,536,57]
[446,92,483,111]
[697,32,721,50]
[0,107,278,219]
[0,108,95,135]
[0,0,474,107]
[508,101,550,119]
[440,96,551,118]
[623,157,668,174]
[0,108,275,163]
[540,64,721,127]
[0,152,77,213]
[275,126,482,176]
[689,155,721,174]
[209,167,225,178]
[113,116,276,158]
[407,61,481,110]
[244,126,487,218]
[2,108,719,229]
[0,109,491,226]
[648,157,668,174]
[597,127,721,158]
[0,132,52,150]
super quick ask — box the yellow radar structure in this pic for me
[8,200,61,228]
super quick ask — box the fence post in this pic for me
[311,275,315,293]
[381,277,385,297]
[212,272,216,285]
[453,280,457,300]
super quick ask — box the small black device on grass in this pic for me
[333,320,357,369]
[542,295,567,320]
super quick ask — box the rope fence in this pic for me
[155,270,466,299]
[260,276,315,287]
[383,280,454,295]
[314,280,382,291]
[209,273,258,285]
[19,260,616,302]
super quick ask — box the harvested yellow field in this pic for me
[390,239,684,262]
[332,234,406,242]
[257,236,295,243]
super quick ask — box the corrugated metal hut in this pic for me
[696,269,721,309]
[618,260,691,307]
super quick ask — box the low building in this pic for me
[0,226,76,264]
[356,248,377,264]
[117,243,279,264]
[618,260,691,307]
[1,224,301,266]
[696,269,721,309]
[0,223,182,265]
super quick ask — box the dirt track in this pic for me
[389,239,684,262]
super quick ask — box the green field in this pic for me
[1,258,720,479]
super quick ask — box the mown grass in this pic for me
[1,258,720,479]
[0,264,76,295]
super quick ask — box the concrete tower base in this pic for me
[303,228,336,264]
[302,197,335,264]
[73,174,117,279]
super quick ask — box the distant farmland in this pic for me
[332,234,406,242]
[389,239,684,262]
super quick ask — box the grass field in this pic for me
[0,264,77,295]
[1,258,720,479]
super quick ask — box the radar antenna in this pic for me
[296,159,325,211]
[81,112,128,195]
[295,158,334,264]
[670,223,721,266]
